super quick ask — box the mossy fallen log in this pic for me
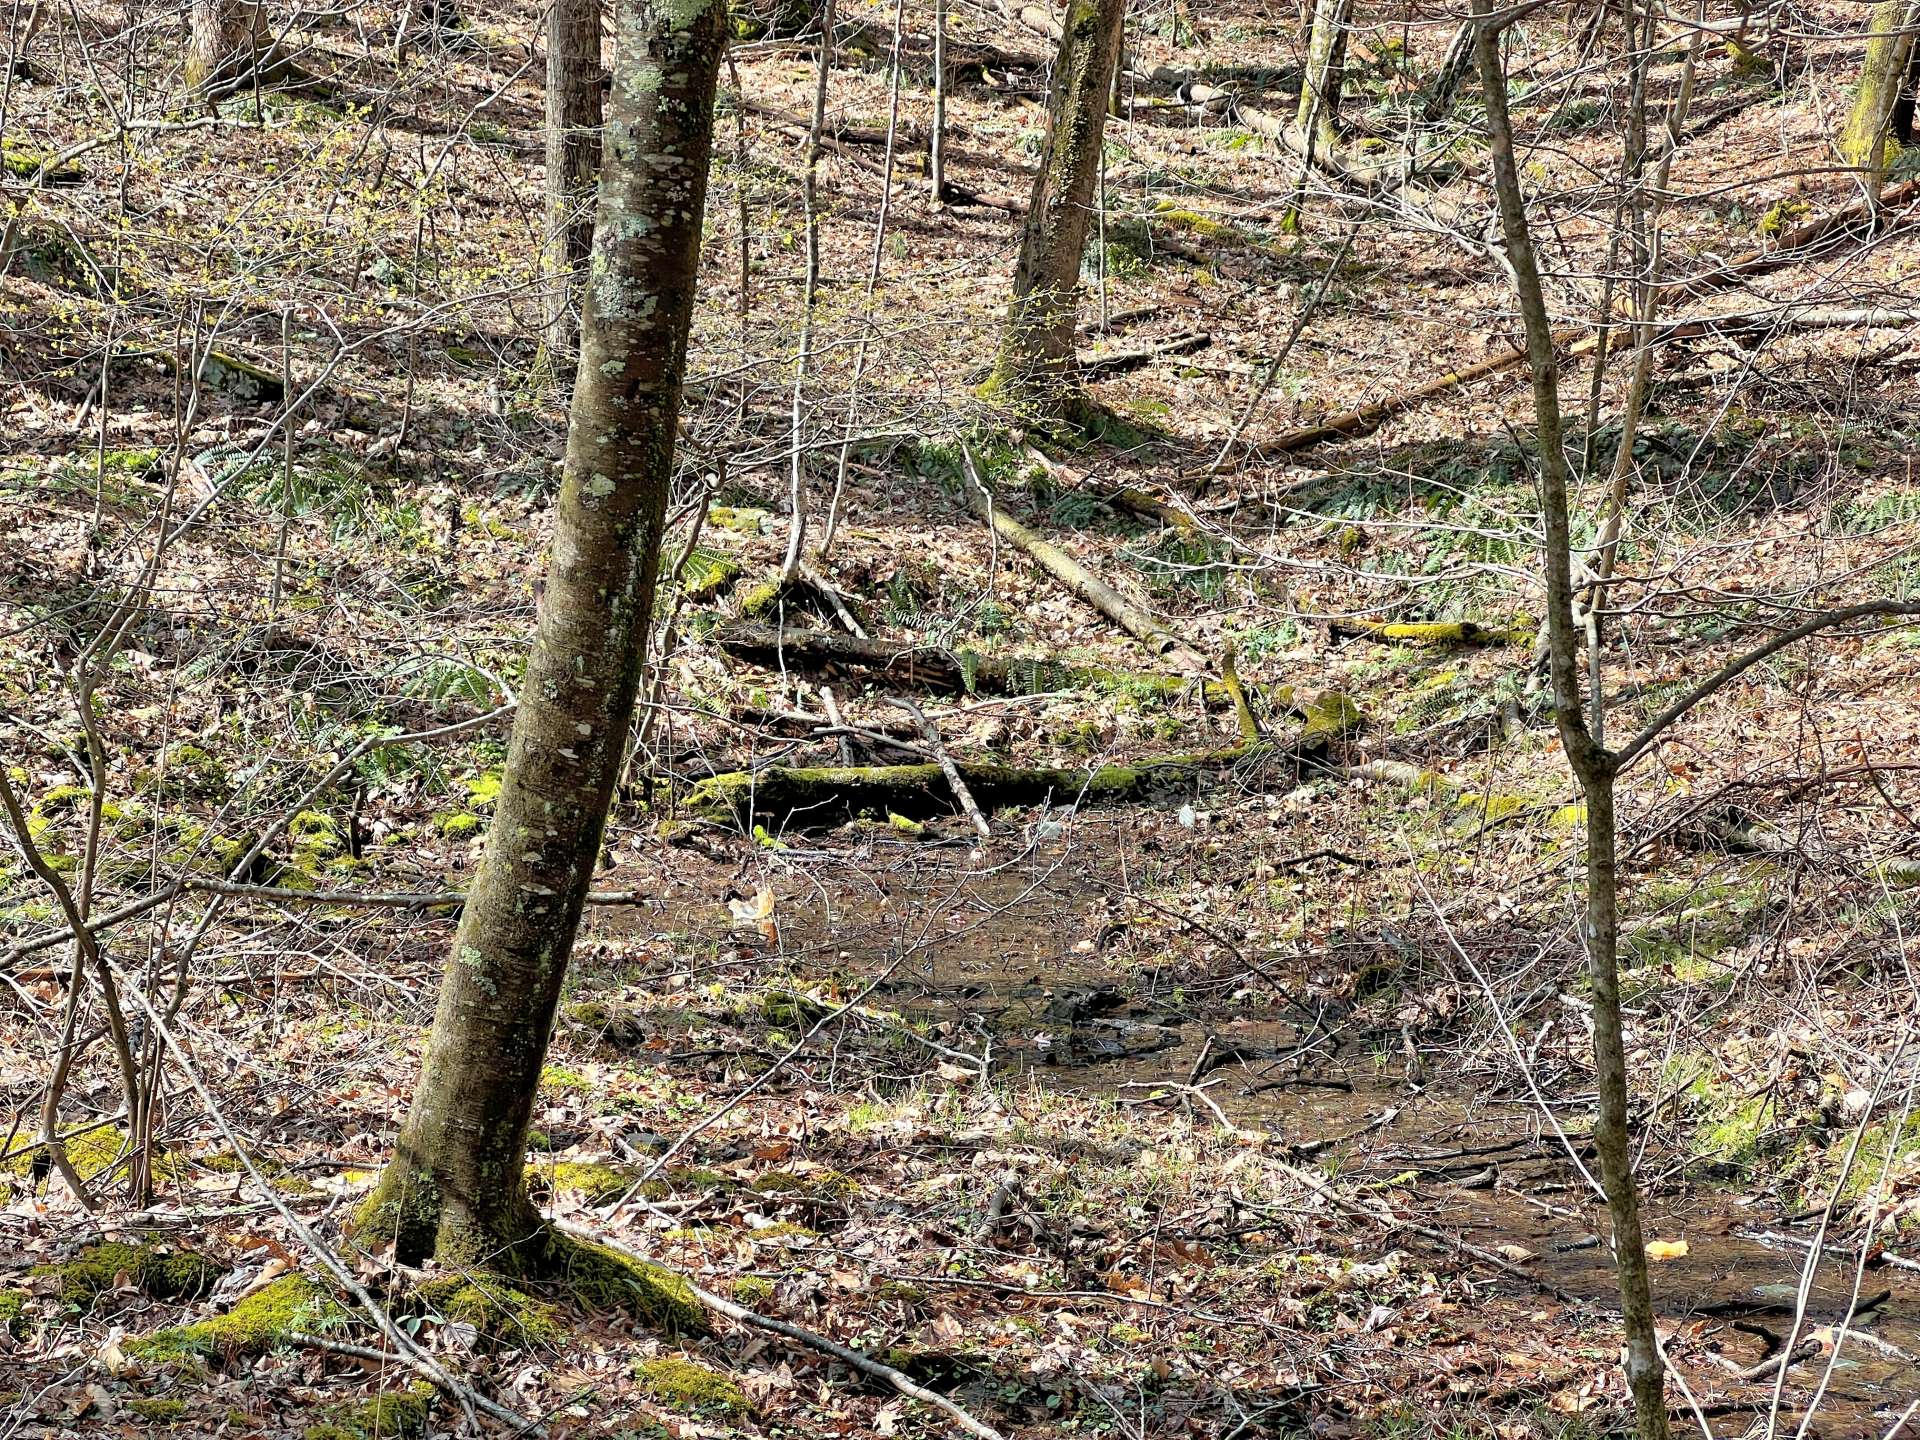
[685,748,1258,825]
[1329,618,1536,647]
[684,689,1363,826]
[711,622,1254,706]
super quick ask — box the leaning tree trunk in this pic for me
[544,0,604,359]
[1842,0,1920,191]
[186,0,267,92]
[981,0,1127,411]
[1472,3,1670,1438]
[355,0,730,1271]
[1298,0,1350,153]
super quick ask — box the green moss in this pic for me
[537,1160,634,1205]
[303,1386,431,1440]
[632,1357,747,1415]
[349,1166,442,1261]
[737,579,783,618]
[1756,199,1810,238]
[3,1124,166,1187]
[708,506,770,534]
[34,1241,220,1304]
[745,1221,817,1243]
[636,1167,735,1201]
[731,1275,775,1304]
[3,144,83,183]
[419,1277,566,1349]
[197,350,286,404]
[435,812,484,838]
[127,1398,190,1424]
[128,1274,342,1362]
[549,1237,708,1336]
[1302,690,1365,741]
[0,1289,27,1337]
[753,1168,857,1198]
[539,1064,592,1091]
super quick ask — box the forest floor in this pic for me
[6,0,1920,1435]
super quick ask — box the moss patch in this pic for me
[303,1386,431,1440]
[534,1160,634,1205]
[128,1273,342,1363]
[632,1356,748,1415]
[418,1277,566,1349]
[0,1289,27,1337]
[34,1241,220,1304]
[550,1236,708,1336]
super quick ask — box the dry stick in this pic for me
[817,684,855,765]
[109,965,533,1436]
[958,443,1209,673]
[779,0,836,584]
[818,0,908,563]
[268,306,295,621]
[553,1220,1006,1440]
[1614,601,1920,771]
[931,0,947,203]
[886,695,992,838]
[1206,228,1354,476]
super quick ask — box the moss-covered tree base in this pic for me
[350,1175,707,1337]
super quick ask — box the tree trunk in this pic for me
[186,0,267,92]
[982,0,1127,411]
[1842,0,1920,191]
[356,0,731,1275]
[1472,4,1671,1437]
[544,0,604,359]
[1297,0,1350,153]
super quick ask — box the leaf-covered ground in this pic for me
[6,0,1920,1435]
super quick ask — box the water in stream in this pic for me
[636,838,1920,1435]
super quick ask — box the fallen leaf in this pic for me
[1645,1239,1689,1261]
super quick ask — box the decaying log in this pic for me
[686,692,1365,827]
[1329,617,1535,647]
[712,622,1248,705]
[684,746,1260,826]
[958,445,1211,673]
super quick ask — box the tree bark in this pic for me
[1842,0,1920,193]
[983,0,1127,411]
[1297,0,1350,154]
[1472,5,1670,1437]
[544,0,605,359]
[357,0,730,1274]
[186,0,267,93]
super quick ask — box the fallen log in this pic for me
[958,445,1211,673]
[711,622,1248,705]
[1329,618,1535,647]
[684,746,1257,826]
[686,692,1364,826]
